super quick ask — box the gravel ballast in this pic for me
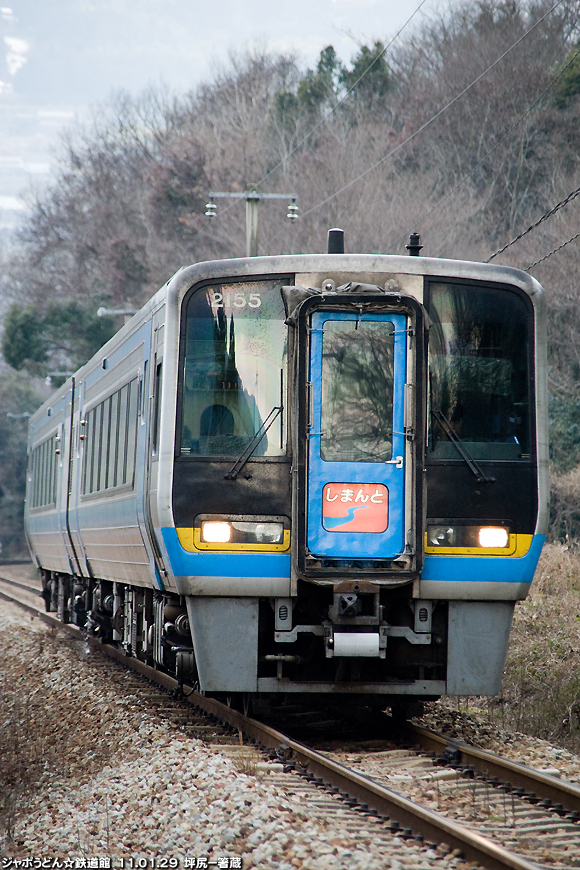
[0,601,473,869]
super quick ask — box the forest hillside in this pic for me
[1,0,580,554]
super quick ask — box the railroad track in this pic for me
[1,573,579,870]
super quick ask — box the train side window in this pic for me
[117,383,129,485]
[81,380,138,497]
[93,403,103,492]
[108,392,119,489]
[36,446,41,507]
[41,439,47,506]
[126,377,139,487]
[29,435,58,509]
[44,439,49,506]
[98,397,109,492]
[36,444,41,507]
[45,438,50,504]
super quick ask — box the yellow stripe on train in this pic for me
[424,533,533,557]
[176,528,291,553]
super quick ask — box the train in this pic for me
[24,232,548,712]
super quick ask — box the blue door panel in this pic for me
[307,311,408,560]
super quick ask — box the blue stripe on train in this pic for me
[160,527,292,579]
[422,534,546,583]
[161,527,546,584]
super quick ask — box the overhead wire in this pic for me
[524,232,580,270]
[210,0,430,220]
[487,182,580,262]
[388,40,580,252]
[294,0,565,224]
[255,0,430,187]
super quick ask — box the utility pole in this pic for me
[205,188,298,257]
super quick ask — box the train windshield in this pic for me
[428,283,531,461]
[180,280,287,457]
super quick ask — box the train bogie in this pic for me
[25,246,548,704]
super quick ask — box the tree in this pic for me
[2,301,116,380]
[296,46,343,113]
[5,1,580,547]
[390,0,580,238]
[0,374,44,557]
[552,40,580,107]
[340,41,393,113]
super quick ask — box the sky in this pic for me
[1,0,440,105]
[0,0,442,218]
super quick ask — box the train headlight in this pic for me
[426,523,512,552]
[201,521,232,543]
[194,515,290,551]
[428,526,456,547]
[478,526,509,548]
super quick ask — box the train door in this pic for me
[306,310,408,561]
[137,311,169,590]
[59,380,84,576]
[67,377,92,577]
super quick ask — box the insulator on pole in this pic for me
[287,198,299,221]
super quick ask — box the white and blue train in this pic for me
[25,236,548,710]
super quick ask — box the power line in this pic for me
[296,0,564,223]
[487,182,580,262]
[524,232,580,270]
[255,0,429,188]
[389,41,580,252]
[210,0,429,221]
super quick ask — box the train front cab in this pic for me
[162,257,547,703]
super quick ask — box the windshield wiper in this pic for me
[225,405,283,480]
[433,410,496,484]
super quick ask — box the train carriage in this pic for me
[25,241,548,709]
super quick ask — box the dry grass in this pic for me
[486,542,580,751]
[549,468,580,544]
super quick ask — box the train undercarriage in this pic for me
[38,568,450,715]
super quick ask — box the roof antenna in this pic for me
[327,228,344,254]
[406,232,423,256]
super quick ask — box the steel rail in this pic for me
[0,580,545,870]
[408,722,580,816]
[0,575,43,595]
